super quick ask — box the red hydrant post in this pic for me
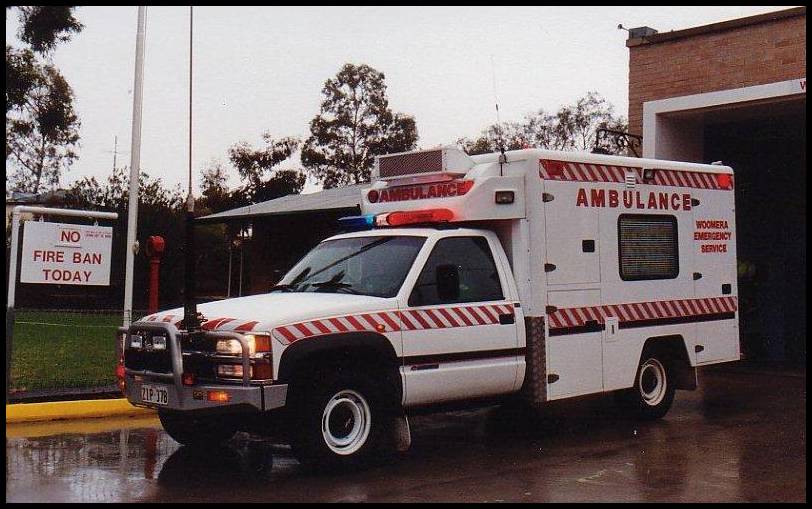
[146,235,165,314]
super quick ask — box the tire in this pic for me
[288,368,393,470]
[615,347,676,420]
[158,410,238,447]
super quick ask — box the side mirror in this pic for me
[436,264,460,302]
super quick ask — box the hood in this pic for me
[137,292,399,333]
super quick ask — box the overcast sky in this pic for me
[6,5,792,194]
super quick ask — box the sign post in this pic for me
[5,206,117,402]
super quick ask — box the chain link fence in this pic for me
[8,308,149,401]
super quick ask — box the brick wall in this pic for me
[627,12,806,135]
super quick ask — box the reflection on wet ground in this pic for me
[5,365,806,502]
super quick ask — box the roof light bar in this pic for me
[378,208,454,227]
[339,208,455,229]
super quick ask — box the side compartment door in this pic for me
[691,184,740,364]
[543,180,601,285]
[400,235,519,406]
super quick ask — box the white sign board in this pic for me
[20,222,113,285]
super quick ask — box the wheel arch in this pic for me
[277,332,403,400]
[640,334,697,391]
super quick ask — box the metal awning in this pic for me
[197,184,367,223]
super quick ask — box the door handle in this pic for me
[499,313,515,325]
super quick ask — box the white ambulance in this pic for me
[121,146,739,468]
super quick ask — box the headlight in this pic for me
[152,335,167,350]
[215,334,271,356]
[130,334,143,349]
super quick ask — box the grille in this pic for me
[378,149,443,178]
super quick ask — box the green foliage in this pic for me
[14,6,84,54]
[227,133,305,204]
[458,91,627,156]
[6,6,83,193]
[301,63,418,189]
[6,52,81,193]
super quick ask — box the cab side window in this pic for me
[409,236,504,307]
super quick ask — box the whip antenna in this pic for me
[183,5,200,331]
[491,55,507,175]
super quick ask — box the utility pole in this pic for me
[123,6,147,327]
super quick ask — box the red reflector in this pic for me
[252,361,273,380]
[716,174,733,189]
[383,208,454,226]
[182,373,196,386]
[207,390,230,402]
[115,362,125,379]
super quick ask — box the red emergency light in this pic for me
[376,208,454,227]
[716,173,733,189]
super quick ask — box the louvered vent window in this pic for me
[618,215,679,281]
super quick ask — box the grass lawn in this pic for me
[10,310,133,393]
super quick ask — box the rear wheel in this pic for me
[616,348,676,420]
[288,369,393,470]
[158,410,238,447]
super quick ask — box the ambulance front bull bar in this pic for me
[119,322,287,412]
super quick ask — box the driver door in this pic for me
[400,235,519,406]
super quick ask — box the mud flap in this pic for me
[673,364,698,391]
[390,414,411,453]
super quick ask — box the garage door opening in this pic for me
[702,98,806,362]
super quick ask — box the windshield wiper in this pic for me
[310,280,362,295]
[269,283,296,292]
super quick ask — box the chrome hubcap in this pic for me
[639,358,666,406]
[321,389,371,455]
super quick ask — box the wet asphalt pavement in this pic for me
[5,364,806,503]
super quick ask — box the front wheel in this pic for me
[616,349,676,420]
[288,370,393,470]
[158,410,238,447]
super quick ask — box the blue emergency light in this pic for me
[338,214,376,230]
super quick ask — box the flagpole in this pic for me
[123,6,147,327]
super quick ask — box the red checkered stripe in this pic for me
[547,297,738,329]
[140,314,261,332]
[273,303,515,344]
[539,159,733,190]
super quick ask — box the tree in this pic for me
[197,158,232,215]
[6,6,83,193]
[227,133,305,204]
[14,6,84,54]
[6,56,80,193]
[458,91,627,156]
[301,63,418,189]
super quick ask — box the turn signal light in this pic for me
[207,390,231,402]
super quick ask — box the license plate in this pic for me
[140,384,169,406]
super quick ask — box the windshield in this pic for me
[274,235,426,298]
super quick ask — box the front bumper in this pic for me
[121,322,287,413]
[124,374,287,412]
